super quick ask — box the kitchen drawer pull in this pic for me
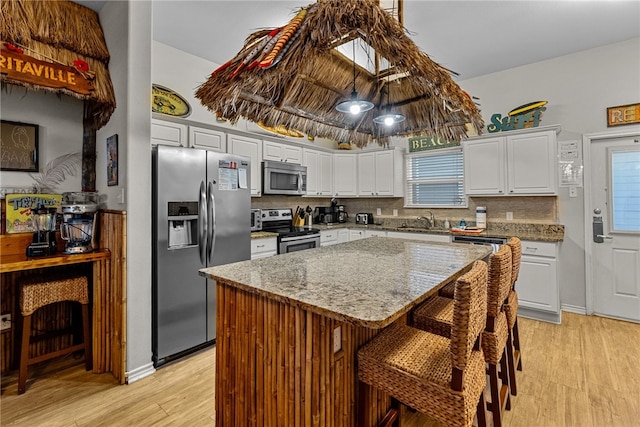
[525,247,538,252]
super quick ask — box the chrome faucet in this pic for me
[417,212,435,229]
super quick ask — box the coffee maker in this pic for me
[335,205,348,223]
[26,205,58,257]
[60,192,98,254]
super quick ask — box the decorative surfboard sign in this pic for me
[487,101,547,133]
[151,84,191,117]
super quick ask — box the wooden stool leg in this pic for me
[506,331,518,396]
[476,390,488,427]
[513,319,522,371]
[18,314,32,395]
[488,363,503,427]
[500,349,512,411]
[81,303,92,371]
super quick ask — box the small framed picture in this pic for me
[107,134,118,186]
[1,120,39,172]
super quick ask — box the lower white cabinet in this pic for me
[516,240,559,322]
[251,237,277,259]
[386,231,451,243]
[320,228,348,246]
[349,229,365,241]
[364,230,387,238]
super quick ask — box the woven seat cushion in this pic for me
[481,311,509,365]
[358,322,486,427]
[20,275,89,316]
[439,281,456,299]
[412,296,453,338]
[504,290,519,329]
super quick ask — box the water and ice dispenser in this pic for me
[167,201,198,249]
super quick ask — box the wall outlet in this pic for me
[506,212,513,220]
[0,314,11,331]
[333,326,342,353]
[392,209,398,217]
[376,208,382,216]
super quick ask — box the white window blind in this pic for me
[405,148,467,207]
[611,149,640,232]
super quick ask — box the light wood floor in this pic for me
[1,312,639,426]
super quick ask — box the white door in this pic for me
[587,131,640,322]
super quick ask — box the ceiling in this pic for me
[77,1,640,81]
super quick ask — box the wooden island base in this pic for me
[216,283,392,427]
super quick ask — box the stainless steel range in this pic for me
[261,208,320,254]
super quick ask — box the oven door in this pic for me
[279,233,320,254]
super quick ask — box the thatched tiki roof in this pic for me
[196,0,483,148]
[1,0,115,130]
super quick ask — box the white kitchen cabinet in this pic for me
[364,229,387,238]
[303,148,333,196]
[349,229,365,241]
[320,228,349,246]
[151,119,187,147]
[263,140,303,163]
[386,231,451,243]
[333,154,358,197]
[516,240,559,322]
[463,126,559,196]
[357,149,404,197]
[189,126,226,152]
[228,134,263,196]
[251,237,277,259]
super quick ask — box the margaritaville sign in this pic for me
[408,135,459,152]
[0,47,94,96]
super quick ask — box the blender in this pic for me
[26,205,58,257]
[60,192,99,254]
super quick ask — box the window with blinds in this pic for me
[611,148,640,232]
[405,148,467,207]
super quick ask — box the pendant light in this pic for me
[373,72,405,127]
[335,41,374,115]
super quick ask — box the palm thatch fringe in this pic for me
[1,0,114,130]
[196,0,483,148]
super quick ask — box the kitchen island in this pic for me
[200,237,492,427]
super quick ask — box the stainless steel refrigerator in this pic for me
[152,145,251,367]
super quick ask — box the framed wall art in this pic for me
[107,134,118,186]
[0,120,39,172]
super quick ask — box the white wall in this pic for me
[0,91,83,193]
[458,37,640,310]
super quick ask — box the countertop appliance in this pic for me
[26,205,58,257]
[60,192,99,254]
[261,208,320,254]
[335,204,348,223]
[152,145,251,367]
[262,160,307,196]
[355,213,374,225]
[251,208,262,231]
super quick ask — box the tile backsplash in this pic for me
[252,195,559,224]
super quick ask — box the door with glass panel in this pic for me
[589,133,640,322]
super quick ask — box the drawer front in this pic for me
[321,230,337,243]
[521,240,556,258]
[251,237,277,254]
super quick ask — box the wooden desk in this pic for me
[201,238,492,427]
[1,209,126,384]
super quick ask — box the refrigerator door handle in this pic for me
[207,181,216,263]
[198,180,207,264]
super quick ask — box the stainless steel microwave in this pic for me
[262,160,307,196]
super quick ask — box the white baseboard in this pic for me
[126,362,156,384]
[561,304,587,315]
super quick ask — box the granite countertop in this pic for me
[200,238,491,329]
[250,231,278,239]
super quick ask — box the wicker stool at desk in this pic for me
[18,275,92,394]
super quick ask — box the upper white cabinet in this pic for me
[189,127,226,152]
[357,149,404,197]
[333,154,358,197]
[228,134,263,196]
[151,119,187,147]
[303,148,333,196]
[464,127,559,195]
[262,140,303,163]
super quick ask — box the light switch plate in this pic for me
[333,326,342,353]
[376,208,382,215]
[569,186,577,198]
[506,212,513,220]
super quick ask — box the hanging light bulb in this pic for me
[373,81,405,126]
[336,41,374,115]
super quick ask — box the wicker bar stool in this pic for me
[412,245,513,427]
[504,237,523,396]
[358,260,489,427]
[18,275,92,394]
